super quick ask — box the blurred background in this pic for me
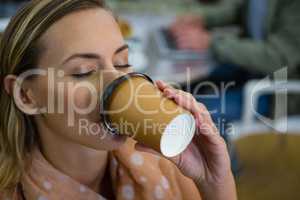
[1,0,300,199]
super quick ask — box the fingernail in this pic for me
[164,89,173,95]
[195,117,201,127]
[164,88,171,93]
[159,80,166,84]
[157,80,162,84]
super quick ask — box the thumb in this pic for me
[134,143,184,167]
[134,143,161,157]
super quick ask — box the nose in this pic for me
[98,69,126,94]
[97,60,131,95]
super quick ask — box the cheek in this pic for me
[68,85,97,111]
[31,77,50,109]
[76,88,90,108]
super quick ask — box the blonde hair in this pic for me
[0,0,105,192]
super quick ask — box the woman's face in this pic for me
[29,8,132,150]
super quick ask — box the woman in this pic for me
[0,0,237,199]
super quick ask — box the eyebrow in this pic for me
[62,44,129,65]
[115,44,129,54]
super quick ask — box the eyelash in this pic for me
[71,64,132,78]
[71,70,95,78]
[114,64,132,68]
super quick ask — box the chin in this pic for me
[84,120,128,150]
[101,132,128,150]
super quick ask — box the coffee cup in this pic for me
[100,72,196,157]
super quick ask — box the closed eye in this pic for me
[114,64,132,68]
[71,70,96,78]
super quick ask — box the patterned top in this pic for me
[2,139,201,200]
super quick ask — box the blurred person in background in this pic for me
[196,0,220,4]
[170,0,300,121]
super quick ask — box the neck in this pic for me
[35,118,108,193]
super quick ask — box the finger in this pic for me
[192,118,226,154]
[155,80,174,92]
[134,143,161,156]
[196,126,227,152]
[163,88,176,99]
[170,92,218,136]
[198,121,219,138]
[135,141,183,167]
[194,111,205,126]
[156,82,191,104]
[193,112,223,142]
[155,80,166,90]
[193,102,214,123]
[159,88,221,143]
[172,92,199,114]
[167,154,182,167]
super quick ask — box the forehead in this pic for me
[38,8,123,63]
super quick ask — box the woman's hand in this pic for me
[135,80,237,200]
